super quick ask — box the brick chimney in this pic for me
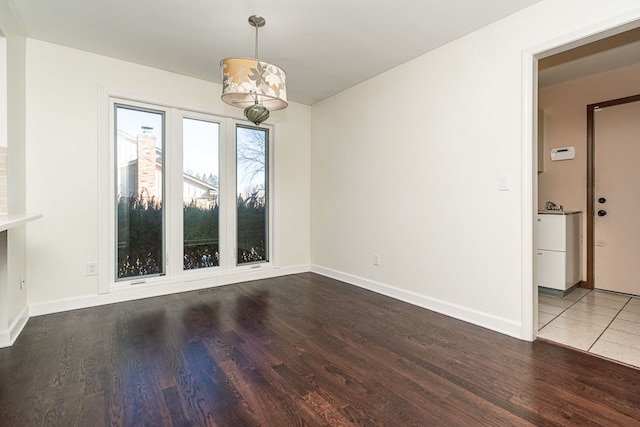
[136,126,157,201]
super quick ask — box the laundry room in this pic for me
[535,28,640,366]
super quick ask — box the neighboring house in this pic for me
[117,128,218,208]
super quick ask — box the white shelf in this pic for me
[0,213,42,347]
[0,214,42,232]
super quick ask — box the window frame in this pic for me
[98,91,275,294]
[114,102,167,282]
[227,118,275,270]
[173,110,228,275]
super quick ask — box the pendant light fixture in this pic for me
[220,15,288,126]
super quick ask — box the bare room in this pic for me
[1,0,640,425]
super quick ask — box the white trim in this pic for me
[311,265,522,339]
[272,122,282,270]
[9,306,29,344]
[521,50,536,342]
[271,121,280,270]
[0,305,29,348]
[531,11,640,60]
[97,86,111,294]
[29,264,310,318]
[219,118,231,268]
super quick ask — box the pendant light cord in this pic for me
[254,25,259,59]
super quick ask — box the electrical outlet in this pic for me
[373,253,381,266]
[87,262,98,276]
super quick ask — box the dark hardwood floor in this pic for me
[1,272,640,426]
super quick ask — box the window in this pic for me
[236,125,269,264]
[115,105,165,280]
[183,118,220,270]
[102,96,273,290]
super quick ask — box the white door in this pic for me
[594,100,640,294]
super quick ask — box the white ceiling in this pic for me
[5,0,545,105]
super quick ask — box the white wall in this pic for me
[311,0,640,339]
[0,35,6,149]
[25,40,311,309]
[0,0,29,343]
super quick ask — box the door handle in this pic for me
[597,210,607,217]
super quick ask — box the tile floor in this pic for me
[538,287,640,369]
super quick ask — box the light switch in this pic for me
[499,175,511,191]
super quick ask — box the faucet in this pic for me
[545,201,563,211]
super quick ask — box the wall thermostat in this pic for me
[550,146,575,161]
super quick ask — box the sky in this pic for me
[116,106,219,179]
[116,106,266,197]
[183,118,219,180]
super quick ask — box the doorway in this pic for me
[533,22,640,348]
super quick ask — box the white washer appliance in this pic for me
[536,211,582,291]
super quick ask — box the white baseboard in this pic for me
[29,264,310,318]
[19,263,522,347]
[311,265,523,339]
[0,305,30,348]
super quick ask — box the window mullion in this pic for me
[218,119,230,271]
[222,119,238,270]
[167,109,183,277]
